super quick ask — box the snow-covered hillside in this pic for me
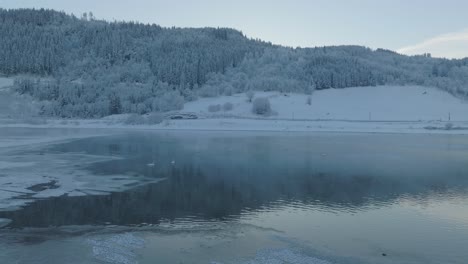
[183,86,468,122]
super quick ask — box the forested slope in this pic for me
[1,9,467,118]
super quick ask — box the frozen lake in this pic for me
[1,129,468,263]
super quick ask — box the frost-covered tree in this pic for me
[0,8,264,117]
[108,93,122,115]
[223,102,234,111]
[252,97,271,115]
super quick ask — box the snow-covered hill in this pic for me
[183,86,468,122]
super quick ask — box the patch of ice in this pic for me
[0,129,162,211]
[87,233,145,264]
[0,218,11,228]
[213,248,332,264]
[0,161,36,170]
[240,248,332,264]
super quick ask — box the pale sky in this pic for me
[1,0,467,58]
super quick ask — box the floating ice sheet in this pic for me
[0,129,158,211]
[87,233,145,264]
[241,248,331,264]
[0,218,11,228]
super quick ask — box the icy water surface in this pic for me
[1,130,468,264]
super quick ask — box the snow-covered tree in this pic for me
[252,97,271,115]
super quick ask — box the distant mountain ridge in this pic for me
[1,8,467,118]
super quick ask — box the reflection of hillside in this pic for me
[2,132,468,228]
[2,163,467,228]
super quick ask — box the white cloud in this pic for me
[398,29,468,59]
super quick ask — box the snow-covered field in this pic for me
[1,78,468,134]
[0,77,13,90]
[183,86,468,122]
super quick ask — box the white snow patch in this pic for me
[0,77,13,90]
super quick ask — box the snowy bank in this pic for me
[3,117,468,135]
[1,85,468,134]
[176,85,468,134]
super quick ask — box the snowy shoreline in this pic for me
[1,117,468,135]
[2,84,468,135]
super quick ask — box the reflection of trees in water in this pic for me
[4,133,467,228]
[1,164,463,228]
